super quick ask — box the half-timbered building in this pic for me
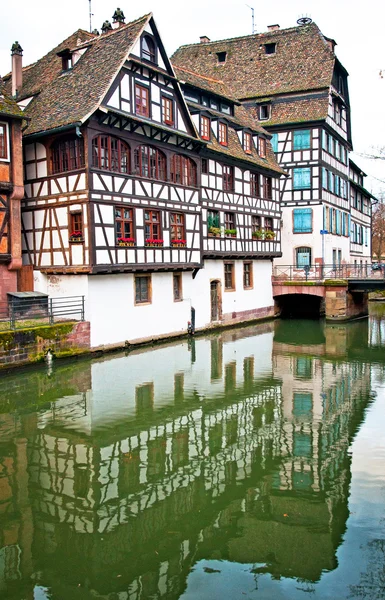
[173,67,284,325]
[172,19,374,272]
[0,71,24,302]
[349,160,373,267]
[3,10,284,346]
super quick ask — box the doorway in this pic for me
[210,280,222,321]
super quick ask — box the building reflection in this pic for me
[0,319,374,598]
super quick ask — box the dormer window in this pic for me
[201,116,211,140]
[217,51,227,64]
[141,35,156,63]
[244,132,252,154]
[258,137,266,158]
[258,104,271,121]
[264,43,276,55]
[218,122,228,146]
[57,49,73,71]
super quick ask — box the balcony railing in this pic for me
[273,264,382,282]
[0,295,85,331]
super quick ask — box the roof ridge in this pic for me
[173,22,319,51]
[92,12,152,42]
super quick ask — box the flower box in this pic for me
[69,231,84,243]
[252,230,264,240]
[224,228,237,238]
[145,239,164,247]
[171,239,187,248]
[208,226,221,237]
[117,237,135,247]
[264,230,276,240]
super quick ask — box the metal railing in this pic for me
[272,264,385,282]
[0,295,85,331]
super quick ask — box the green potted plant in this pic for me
[252,229,264,240]
[224,228,237,237]
[208,226,221,237]
[264,230,276,240]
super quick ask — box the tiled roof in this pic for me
[4,15,151,135]
[173,66,238,103]
[244,92,330,126]
[0,82,24,118]
[171,22,335,101]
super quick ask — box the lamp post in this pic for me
[320,229,328,279]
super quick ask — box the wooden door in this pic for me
[210,280,221,321]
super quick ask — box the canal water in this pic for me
[1,308,385,600]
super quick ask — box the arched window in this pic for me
[296,247,312,268]
[92,135,130,173]
[141,36,156,63]
[50,137,84,174]
[134,145,166,181]
[170,154,197,187]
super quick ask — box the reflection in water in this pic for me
[0,312,384,599]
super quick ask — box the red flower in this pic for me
[118,237,135,243]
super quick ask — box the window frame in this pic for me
[161,95,174,126]
[263,176,272,199]
[296,246,312,268]
[224,261,235,291]
[50,136,85,175]
[115,206,134,242]
[293,167,311,190]
[218,122,228,146]
[173,272,183,302]
[244,132,252,154]
[293,208,312,233]
[243,261,253,289]
[170,212,185,242]
[201,115,211,140]
[258,137,266,158]
[223,165,234,192]
[258,104,271,120]
[0,123,8,161]
[141,35,156,64]
[170,154,197,187]
[92,135,130,174]
[250,172,260,197]
[135,274,152,305]
[134,145,166,181]
[224,211,235,232]
[135,83,150,118]
[144,209,161,241]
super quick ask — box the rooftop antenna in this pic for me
[246,5,256,34]
[89,0,94,33]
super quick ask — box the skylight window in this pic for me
[217,51,227,64]
[264,43,276,55]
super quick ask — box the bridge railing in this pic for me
[272,264,383,282]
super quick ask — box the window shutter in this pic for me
[322,130,327,151]
[271,133,278,152]
[322,168,327,189]
[336,210,341,234]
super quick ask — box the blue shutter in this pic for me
[293,129,311,150]
[328,171,333,191]
[322,168,327,189]
[271,133,278,152]
[293,168,311,189]
[330,208,333,232]
[328,135,333,154]
[336,210,340,234]
[323,205,326,230]
[293,208,312,232]
[348,214,351,237]
[322,130,327,150]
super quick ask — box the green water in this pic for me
[1,308,385,600]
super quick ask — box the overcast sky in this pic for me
[1,0,384,193]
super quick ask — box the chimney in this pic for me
[267,24,280,31]
[11,41,23,98]
[200,36,210,43]
[101,20,113,34]
[112,7,126,28]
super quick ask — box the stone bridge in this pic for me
[272,264,385,321]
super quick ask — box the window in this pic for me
[134,145,166,181]
[243,262,253,289]
[161,96,173,125]
[115,207,133,241]
[225,212,235,231]
[141,36,156,63]
[173,273,182,301]
[207,210,220,229]
[202,158,208,174]
[0,124,7,160]
[201,116,210,140]
[224,262,235,290]
[293,130,311,150]
[258,104,270,120]
[135,84,149,117]
[218,122,228,146]
[92,135,130,173]
[264,43,276,54]
[170,154,197,186]
[244,132,252,154]
[264,217,273,231]
[293,208,312,233]
[144,209,161,240]
[293,167,311,189]
[50,137,84,174]
[69,211,83,240]
[170,212,185,241]
[296,246,312,267]
[271,133,278,153]
[223,165,234,192]
[250,173,260,197]
[252,215,261,232]
[258,137,266,158]
[263,176,272,199]
[135,275,151,304]
[217,51,227,63]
